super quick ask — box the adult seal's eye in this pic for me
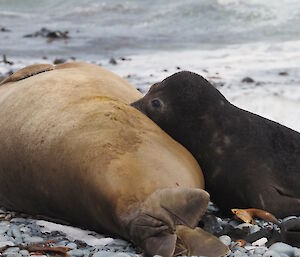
[151,99,162,108]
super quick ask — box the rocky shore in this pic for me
[0,56,299,257]
[0,203,299,257]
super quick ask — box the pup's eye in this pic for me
[151,99,162,108]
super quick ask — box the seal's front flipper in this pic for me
[175,225,229,257]
[280,217,300,247]
[127,187,209,257]
[0,64,54,85]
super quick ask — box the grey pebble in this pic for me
[269,242,294,257]
[14,237,23,245]
[229,250,246,257]
[0,234,10,241]
[3,252,21,257]
[0,224,9,234]
[10,218,27,224]
[294,248,300,257]
[250,224,261,234]
[19,226,31,234]
[0,241,15,247]
[279,254,290,257]
[236,223,253,230]
[92,252,114,257]
[24,236,43,244]
[219,235,231,246]
[67,242,78,249]
[3,247,20,254]
[114,253,133,257]
[109,239,130,247]
[56,240,69,246]
[234,246,246,253]
[254,247,268,255]
[0,221,10,226]
[19,250,30,256]
[263,250,281,257]
[68,249,85,256]
[12,226,22,239]
[6,227,12,237]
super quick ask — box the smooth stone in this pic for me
[12,227,22,239]
[0,235,10,242]
[0,241,15,247]
[14,237,23,244]
[263,250,281,257]
[109,239,130,247]
[6,228,12,237]
[0,225,9,234]
[269,242,294,256]
[67,249,85,256]
[92,251,114,257]
[236,223,253,230]
[252,237,268,247]
[10,218,27,223]
[244,246,258,251]
[67,242,78,249]
[19,227,31,234]
[230,250,246,257]
[250,225,261,234]
[294,248,300,257]
[234,246,246,253]
[19,250,30,256]
[24,236,43,244]
[219,235,231,246]
[0,221,10,226]
[279,254,290,257]
[254,247,268,255]
[56,240,69,246]
[114,253,133,257]
[82,249,91,255]
[3,247,20,253]
[4,252,17,257]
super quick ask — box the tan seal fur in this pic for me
[0,62,227,256]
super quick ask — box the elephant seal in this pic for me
[0,63,228,256]
[132,71,300,218]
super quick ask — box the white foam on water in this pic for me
[106,41,300,132]
[228,93,300,132]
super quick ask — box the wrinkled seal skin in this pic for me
[132,71,300,218]
[0,63,228,256]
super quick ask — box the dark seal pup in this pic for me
[132,71,300,218]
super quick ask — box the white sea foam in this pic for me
[104,41,300,132]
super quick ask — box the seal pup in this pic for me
[132,71,300,218]
[0,63,228,257]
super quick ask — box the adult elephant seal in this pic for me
[0,63,228,257]
[132,71,300,218]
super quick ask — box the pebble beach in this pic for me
[1,0,300,256]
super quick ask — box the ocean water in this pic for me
[0,0,300,131]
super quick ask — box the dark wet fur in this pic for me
[132,71,300,218]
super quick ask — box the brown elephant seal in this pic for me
[0,63,228,256]
[132,71,300,218]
